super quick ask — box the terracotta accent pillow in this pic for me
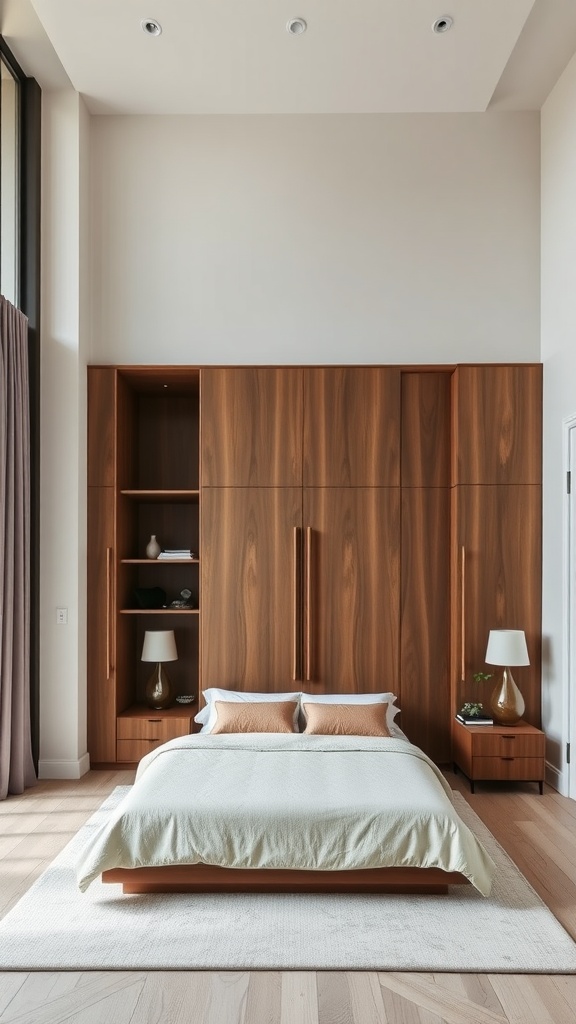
[211,700,297,734]
[303,701,391,737]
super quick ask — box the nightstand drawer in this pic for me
[471,756,545,781]
[468,731,545,758]
[116,738,167,762]
[117,716,191,742]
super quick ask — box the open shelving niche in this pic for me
[115,370,200,729]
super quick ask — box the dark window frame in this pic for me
[0,36,41,768]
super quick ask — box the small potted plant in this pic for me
[456,671,494,723]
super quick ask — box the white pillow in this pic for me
[299,692,400,730]
[195,689,301,734]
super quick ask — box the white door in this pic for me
[567,416,576,797]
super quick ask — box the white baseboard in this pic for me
[38,753,90,780]
[545,759,566,795]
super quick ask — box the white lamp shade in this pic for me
[485,629,529,667]
[141,629,178,663]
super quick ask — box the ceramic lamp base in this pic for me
[490,667,525,726]
[145,663,174,709]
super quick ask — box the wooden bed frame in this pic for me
[102,864,469,895]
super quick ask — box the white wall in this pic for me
[91,113,540,365]
[37,107,543,774]
[541,51,576,793]
[38,88,91,779]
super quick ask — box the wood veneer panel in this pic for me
[103,864,465,894]
[303,367,401,486]
[87,368,116,487]
[401,372,451,487]
[452,365,542,485]
[87,486,116,764]
[201,488,302,689]
[201,368,303,486]
[303,488,400,691]
[452,484,542,727]
[401,488,450,762]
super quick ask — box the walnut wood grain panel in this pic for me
[401,488,450,762]
[87,368,116,487]
[117,715,192,741]
[303,367,400,486]
[201,368,303,486]
[451,365,542,485]
[470,756,544,782]
[303,488,400,691]
[401,372,451,487]
[103,864,466,894]
[452,484,542,727]
[136,394,199,490]
[87,486,116,764]
[201,488,303,689]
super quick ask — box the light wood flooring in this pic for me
[2,769,576,1023]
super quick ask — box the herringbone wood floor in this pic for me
[1,769,576,1023]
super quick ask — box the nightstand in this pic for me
[452,720,545,794]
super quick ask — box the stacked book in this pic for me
[455,712,493,726]
[158,549,196,560]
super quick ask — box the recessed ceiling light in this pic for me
[287,18,307,35]
[432,16,453,33]
[141,19,162,37]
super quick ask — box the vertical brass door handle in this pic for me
[460,545,466,683]
[292,527,303,681]
[305,527,313,682]
[106,546,112,681]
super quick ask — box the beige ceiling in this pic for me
[9,0,576,114]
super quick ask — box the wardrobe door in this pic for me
[201,488,303,690]
[201,368,303,486]
[303,367,401,486]
[452,365,542,485]
[302,488,400,691]
[453,484,542,727]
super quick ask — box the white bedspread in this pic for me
[76,734,495,895]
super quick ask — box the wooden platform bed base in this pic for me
[102,864,469,895]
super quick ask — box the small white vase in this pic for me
[146,534,161,559]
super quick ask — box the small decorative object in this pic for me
[146,534,161,559]
[169,588,194,609]
[460,702,484,719]
[141,629,178,709]
[472,671,493,685]
[176,694,196,704]
[456,702,493,725]
[485,628,529,726]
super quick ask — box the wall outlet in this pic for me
[56,607,68,625]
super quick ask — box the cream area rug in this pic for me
[1,787,576,972]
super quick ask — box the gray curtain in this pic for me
[0,295,36,799]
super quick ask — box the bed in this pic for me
[77,730,495,897]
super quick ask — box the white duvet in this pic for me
[76,734,495,895]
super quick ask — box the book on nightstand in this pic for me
[455,713,493,726]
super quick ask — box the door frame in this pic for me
[565,414,576,797]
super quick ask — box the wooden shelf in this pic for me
[121,558,199,564]
[120,608,199,615]
[121,490,199,503]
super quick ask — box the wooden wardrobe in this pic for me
[87,363,542,768]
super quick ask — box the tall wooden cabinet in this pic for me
[450,365,543,732]
[87,367,200,766]
[201,367,402,694]
[87,362,542,767]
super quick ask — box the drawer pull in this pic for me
[501,735,516,741]
[147,719,161,723]
[501,757,515,761]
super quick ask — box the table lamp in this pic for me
[141,629,178,709]
[485,629,529,726]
